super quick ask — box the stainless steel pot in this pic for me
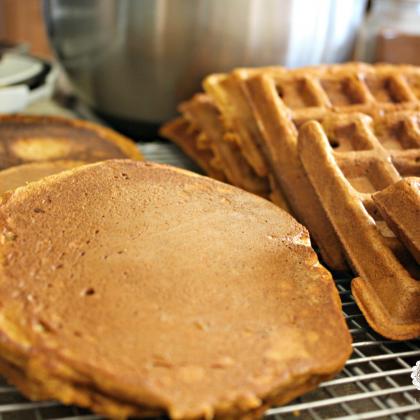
[44,0,366,126]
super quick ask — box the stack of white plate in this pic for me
[0,52,57,113]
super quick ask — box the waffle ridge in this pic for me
[298,109,420,340]
[373,177,420,265]
[159,117,226,182]
[251,63,420,122]
[178,95,270,196]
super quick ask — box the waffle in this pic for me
[203,64,420,270]
[179,94,270,196]
[159,117,226,181]
[242,73,347,270]
[255,63,420,123]
[373,177,420,265]
[204,73,273,177]
[298,110,420,340]
[0,160,351,419]
[0,114,142,169]
[204,63,420,175]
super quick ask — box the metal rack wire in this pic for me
[0,142,417,420]
[267,277,420,420]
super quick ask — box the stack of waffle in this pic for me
[161,63,420,340]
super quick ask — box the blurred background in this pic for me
[0,0,419,138]
[0,0,51,58]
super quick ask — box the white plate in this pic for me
[0,63,57,113]
[0,53,43,87]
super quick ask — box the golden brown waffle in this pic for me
[221,64,420,271]
[373,177,420,265]
[167,63,420,271]
[179,94,270,196]
[242,74,347,271]
[204,64,420,177]
[204,73,272,177]
[159,117,226,181]
[298,110,420,340]
[255,63,420,122]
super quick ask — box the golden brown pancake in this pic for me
[0,357,161,419]
[0,160,351,419]
[0,160,85,194]
[0,114,142,169]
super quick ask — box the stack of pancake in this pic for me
[0,116,352,417]
[161,63,420,340]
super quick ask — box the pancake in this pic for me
[0,357,161,419]
[0,160,86,194]
[0,114,142,170]
[0,160,351,418]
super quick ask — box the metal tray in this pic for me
[0,141,418,420]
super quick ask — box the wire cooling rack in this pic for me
[0,142,418,420]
